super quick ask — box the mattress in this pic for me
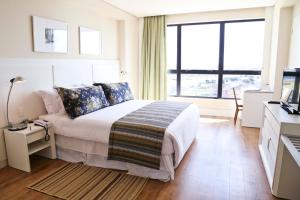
[40,100,200,180]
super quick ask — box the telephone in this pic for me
[34,119,49,127]
[34,120,50,141]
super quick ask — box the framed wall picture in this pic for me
[32,16,68,53]
[79,27,102,55]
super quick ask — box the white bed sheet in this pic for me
[41,100,152,144]
[40,100,200,179]
[55,135,173,181]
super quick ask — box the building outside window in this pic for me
[167,19,265,99]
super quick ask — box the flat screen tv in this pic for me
[281,69,300,113]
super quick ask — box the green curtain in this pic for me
[141,15,167,100]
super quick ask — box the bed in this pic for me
[40,99,199,181]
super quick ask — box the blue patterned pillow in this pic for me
[56,86,110,119]
[93,82,134,105]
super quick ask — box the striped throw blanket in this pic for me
[107,101,191,169]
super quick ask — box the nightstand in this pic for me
[4,123,56,172]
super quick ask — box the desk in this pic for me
[242,90,273,127]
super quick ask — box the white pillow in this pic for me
[38,89,65,114]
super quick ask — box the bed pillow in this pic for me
[37,90,65,114]
[93,82,134,105]
[56,86,110,119]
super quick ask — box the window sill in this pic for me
[168,95,241,100]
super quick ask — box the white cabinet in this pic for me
[242,90,273,128]
[259,102,300,199]
[4,123,56,172]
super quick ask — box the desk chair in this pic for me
[233,88,243,125]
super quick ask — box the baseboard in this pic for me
[0,159,7,168]
[200,115,231,119]
[199,108,235,118]
[167,96,237,118]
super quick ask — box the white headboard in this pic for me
[0,58,120,127]
[52,59,120,86]
[92,61,120,83]
[53,63,93,86]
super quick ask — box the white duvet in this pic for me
[40,100,200,168]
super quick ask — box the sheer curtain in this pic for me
[141,15,167,100]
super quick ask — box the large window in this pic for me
[167,19,265,99]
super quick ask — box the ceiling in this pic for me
[103,0,277,17]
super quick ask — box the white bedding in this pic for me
[41,100,151,144]
[40,100,200,179]
[54,135,174,180]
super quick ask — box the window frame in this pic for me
[167,18,264,99]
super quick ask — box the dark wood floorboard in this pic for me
[0,117,279,200]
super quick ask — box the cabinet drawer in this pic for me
[263,117,279,151]
[268,137,276,171]
[265,108,280,136]
[27,131,45,144]
[261,126,269,153]
[260,125,276,176]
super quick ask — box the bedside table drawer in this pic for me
[27,131,45,144]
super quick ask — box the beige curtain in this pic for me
[141,15,167,100]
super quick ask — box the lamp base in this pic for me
[8,122,28,131]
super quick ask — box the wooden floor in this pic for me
[0,117,279,200]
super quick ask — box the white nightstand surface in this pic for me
[15,124,47,134]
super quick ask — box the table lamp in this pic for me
[6,76,27,131]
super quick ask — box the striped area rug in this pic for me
[27,163,148,200]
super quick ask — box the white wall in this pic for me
[289,2,300,68]
[0,0,139,96]
[163,8,271,117]
[268,0,297,100]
